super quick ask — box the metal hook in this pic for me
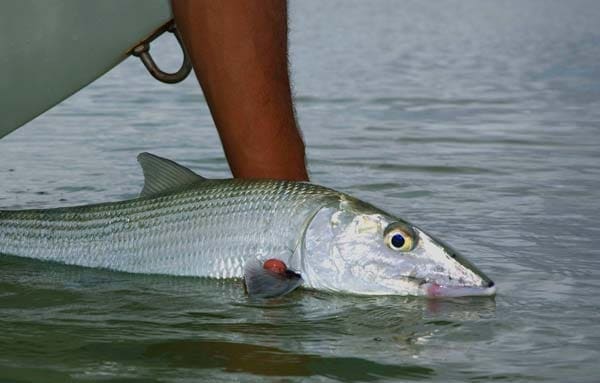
[131,21,192,84]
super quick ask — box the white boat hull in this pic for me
[0,0,172,139]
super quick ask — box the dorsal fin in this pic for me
[137,152,206,198]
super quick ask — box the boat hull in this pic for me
[0,0,172,139]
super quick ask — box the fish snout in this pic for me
[412,250,496,297]
[421,280,496,298]
[417,270,496,298]
[451,251,495,289]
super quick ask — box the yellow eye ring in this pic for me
[384,228,414,252]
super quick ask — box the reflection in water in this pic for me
[1,255,496,381]
[143,340,434,380]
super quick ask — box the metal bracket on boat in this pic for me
[131,21,192,84]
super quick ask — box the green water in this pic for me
[1,0,600,381]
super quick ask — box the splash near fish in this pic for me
[0,153,495,298]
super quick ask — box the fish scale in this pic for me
[0,180,338,278]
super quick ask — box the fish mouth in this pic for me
[419,280,497,298]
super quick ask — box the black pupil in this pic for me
[391,234,405,249]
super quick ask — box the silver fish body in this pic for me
[0,153,496,297]
[0,180,333,278]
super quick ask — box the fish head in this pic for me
[300,196,496,297]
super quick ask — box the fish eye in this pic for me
[384,227,414,252]
[391,233,405,248]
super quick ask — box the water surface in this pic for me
[1,1,600,381]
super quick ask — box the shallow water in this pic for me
[1,0,600,381]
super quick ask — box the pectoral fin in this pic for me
[243,258,303,298]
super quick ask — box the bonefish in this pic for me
[0,153,495,298]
